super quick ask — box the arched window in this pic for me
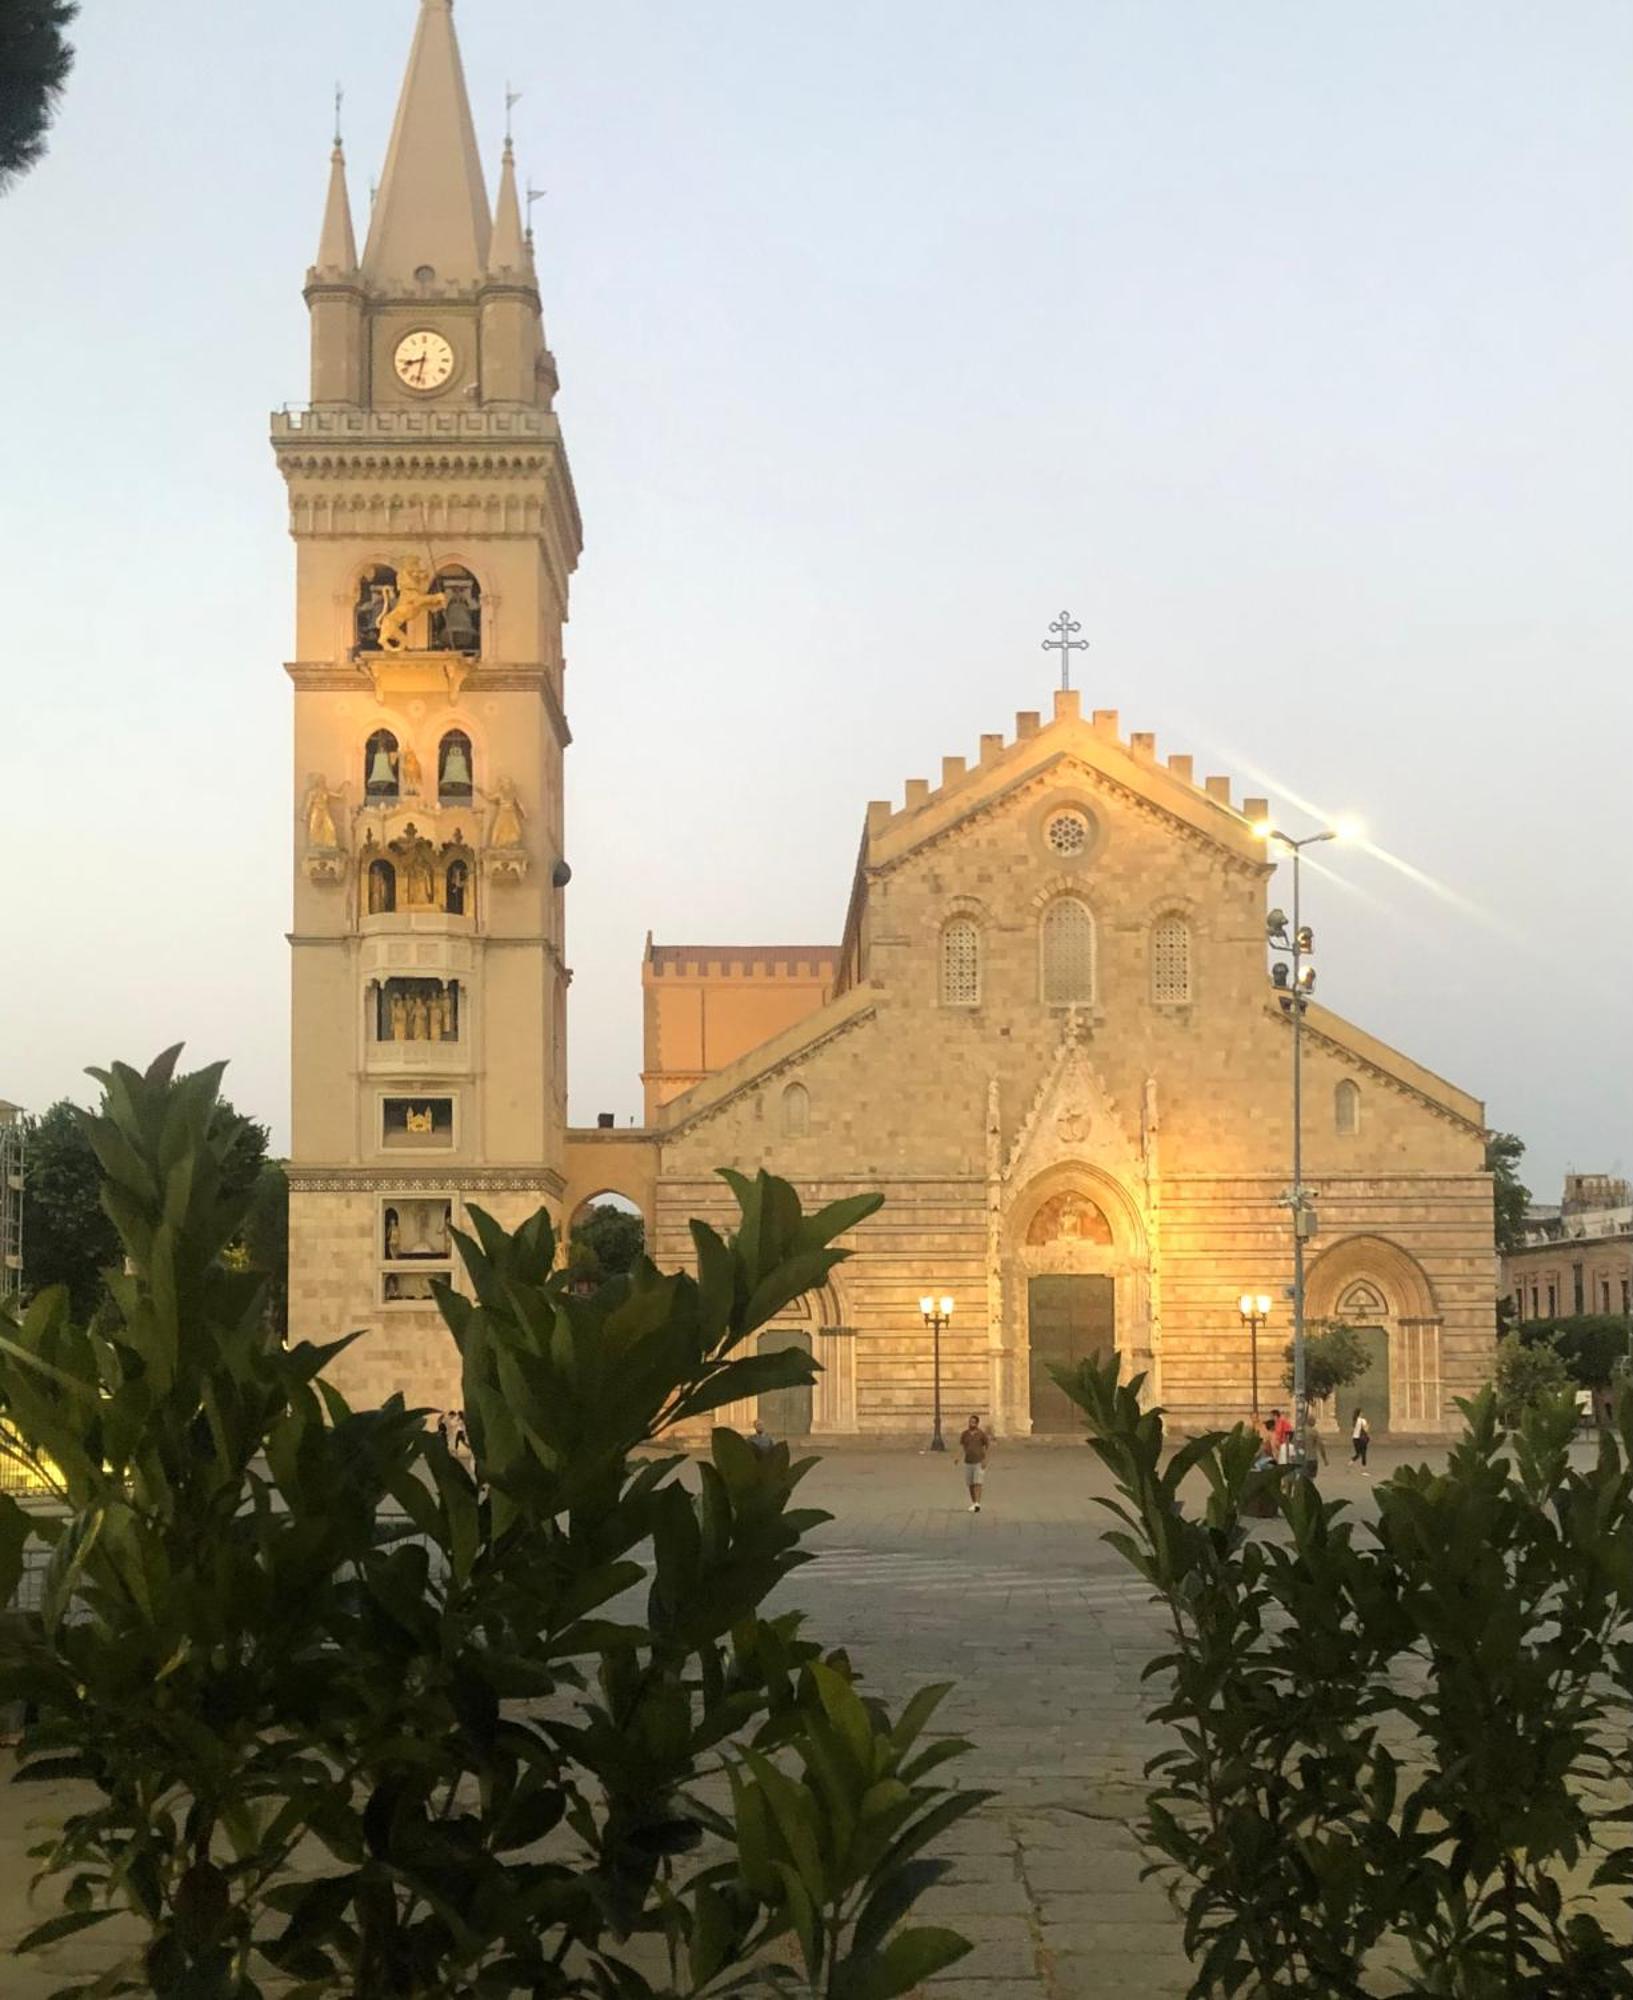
[438,731,473,802]
[1151,914,1192,1005]
[430,565,481,653]
[783,1082,810,1138]
[445,857,471,917]
[939,917,980,1007]
[364,729,400,799]
[1335,1079,1361,1136]
[1041,897,1095,1006]
[366,858,396,914]
[355,565,397,652]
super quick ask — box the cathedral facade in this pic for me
[284,2,1496,1434]
[632,696,1494,1438]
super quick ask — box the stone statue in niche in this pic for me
[490,781,524,849]
[392,829,438,908]
[389,992,408,1039]
[486,782,530,882]
[302,774,346,882]
[375,556,448,653]
[303,774,339,851]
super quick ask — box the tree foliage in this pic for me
[1280,1323,1372,1410]
[1493,1331,1573,1422]
[1485,1130,1531,1257]
[1056,1355,1633,1999]
[0,0,77,192]
[0,1048,983,1998]
[1519,1314,1631,1391]
[21,1085,269,1320]
[569,1199,645,1285]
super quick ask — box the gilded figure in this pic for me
[490,781,524,849]
[375,556,448,653]
[401,742,424,795]
[303,774,339,851]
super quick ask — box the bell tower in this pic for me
[274,0,581,1404]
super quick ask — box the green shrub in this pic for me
[0,1050,984,1998]
[1280,1322,1372,1412]
[1057,1356,1633,1998]
[1519,1315,1631,1391]
[1494,1330,1572,1422]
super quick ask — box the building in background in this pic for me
[1507,1175,1632,1322]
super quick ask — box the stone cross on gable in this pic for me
[1041,610,1088,691]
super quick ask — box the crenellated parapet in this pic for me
[865,686,1270,845]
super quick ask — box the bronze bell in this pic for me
[440,591,479,651]
[441,738,472,792]
[367,743,397,791]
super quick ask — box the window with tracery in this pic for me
[1046,810,1090,857]
[1335,1079,1361,1136]
[783,1082,810,1138]
[1151,914,1192,1004]
[1041,897,1095,1006]
[939,917,980,1006]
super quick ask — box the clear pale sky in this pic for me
[4,1,1629,1197]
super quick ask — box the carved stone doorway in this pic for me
[757,1326,814,1439]
[1027,1274,1114,1432]
[1336,1325,1390,1436]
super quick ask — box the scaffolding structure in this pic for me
[0,1100,22,1302]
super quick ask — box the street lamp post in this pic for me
[1256,817,1355,1472]
[1239,1292,1272,1422]
[920,1295,954,1453]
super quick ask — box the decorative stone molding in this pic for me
[1003,1011,1141,1194]
[363,649,471,705]
[287,1166,565,1196]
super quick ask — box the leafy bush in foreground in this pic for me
[0,1049,984,1997]
[1060,1356,1633,1999]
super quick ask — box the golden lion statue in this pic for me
[376,557,448,653]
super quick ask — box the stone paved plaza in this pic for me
[1,1437,1425,1998]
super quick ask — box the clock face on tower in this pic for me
[392,329,455,392]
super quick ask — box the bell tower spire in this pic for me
[363,0,491,288]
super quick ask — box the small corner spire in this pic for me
[489,135,529,273]
[315,131,358,274]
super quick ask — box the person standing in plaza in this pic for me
[960,1414,991,1512]
[1351,1408,1371,1473]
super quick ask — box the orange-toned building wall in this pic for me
[641,941,836,1121]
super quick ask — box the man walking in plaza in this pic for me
[960,1413,991,1512]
